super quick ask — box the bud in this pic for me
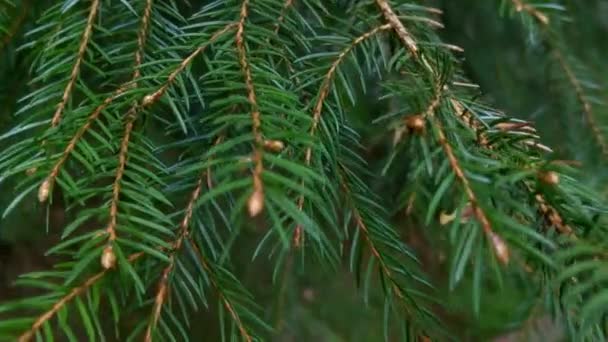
[142,94,155,107]
[101,245,117,269]
[405,115,425,134]
[263,140,285,152]
[38,179,51,203]
[489,232,509,265]
[538,171,559,186]
[247,189,264,217]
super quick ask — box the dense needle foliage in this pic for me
[0,0,607,341]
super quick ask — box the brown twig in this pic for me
[293,24,392,247]
[17,252,144,342]
[511,0,549,25]
[510,0,608,158]
[103,0,154,248]
[142,23,236,107]
[50,0,100,127]
[189,240,254,342]
[336,166,412,310]
[374,0,418,58]
[236,1,265,217]
[144,171,206,341]
[274,0,294,34]
[38,22,235,204]
[553,50,608,158]
[425,86,511,264]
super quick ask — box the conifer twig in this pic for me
[336,166,414,311]
[511,0,549,25]
[375,3,510,263]
[236,0,265,217]
[509,0,608,158]
[553,49,608,158]
[142,23,237,107]
[424,86,510,264]
[17,252,144,342]
[144,170,207,341]
[38,22,235,204]
[189,240,253,342]
[50,0,100,127]
[293,24,391,247]
[103,0,154,255]
[374,0,418,57]
[274,0,294,34]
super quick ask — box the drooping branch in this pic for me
[236,0,266,218]
[16,252,144,342]
[142,23,237,106]
[374,0,418,57]
[509,0,608,159]
[274,0,294,34]
[293,24,391,247]
[50,0,100,127]
[552,49,608,158]
[375,2,511,263]
[104,0,154,252]
[422,86,510,264]
[144,171,206,341]
[38,22,235,204]
[189,240,254,342]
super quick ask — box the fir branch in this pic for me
[236,0,265,218]
[425,86,511,264]
[38,21,234,205]
[509,0,608,158]
[144,170,206,341]
[16,252,144,342]
[103,0,154,262]
[340,171,407,303]
[374,0,418,57]
[376,3,511,263]
[294,23,391,247]
[273,0,294,34]
[552,49,608,158]
[510,0,549,25]
[37,87,126,203]
[50,0,100,128]
[189,241,254,342]
[141,23,236,106]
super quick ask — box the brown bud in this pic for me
[101,245,116,269]
[263,140,285,152]
[142,94,155,107]
[38,179,51,203]
[247,189,264,217]
[489,232,509,265]
[405,115,425,134]
[538,171,559,186]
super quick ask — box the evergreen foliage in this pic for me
[0,0,606,340]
